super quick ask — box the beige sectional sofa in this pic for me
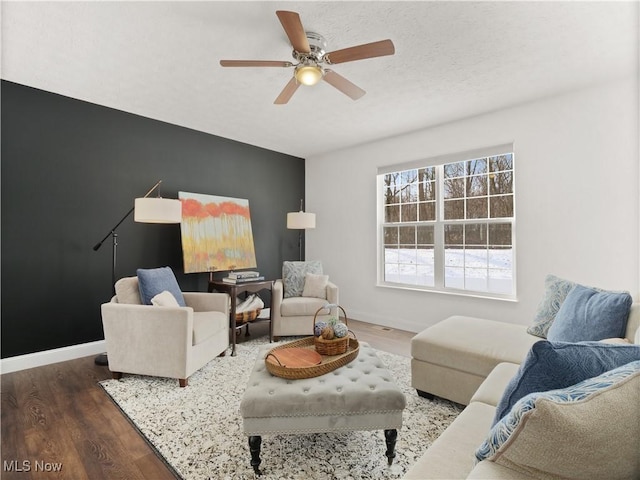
[404,304,640,479]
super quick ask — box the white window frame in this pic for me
[377,144,517,300]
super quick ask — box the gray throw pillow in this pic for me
[137,267,186,307]
[527,274,575,338]
[547,285,632,342]
[282,260,323,298]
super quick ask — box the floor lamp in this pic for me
[287,199,316,261]
[92,180,182,365]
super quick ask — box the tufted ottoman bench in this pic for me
[240,342,406,475]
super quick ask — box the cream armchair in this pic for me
[272,279,339,338]
[101,276,230,387]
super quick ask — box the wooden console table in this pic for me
[208,279,274,356]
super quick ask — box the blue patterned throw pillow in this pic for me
[282,261,323,298]
[546,285,632,342]
[477,360,640,463]
[493,340,640,425]
[137,267,186,307]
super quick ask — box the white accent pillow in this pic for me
[151,290,180,307]
[302,273,329,299]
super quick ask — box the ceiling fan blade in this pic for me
[274,77,300,104]
[325,39,395,64]
[220,60,292,67]
[323,70,366,100]
[276,10,310,53]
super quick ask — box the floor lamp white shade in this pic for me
[287,211,316,230]
[134,197,182,223]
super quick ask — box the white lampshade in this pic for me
[134,197,182,224]
[287,211,316,229]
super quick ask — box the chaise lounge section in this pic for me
[406,301,640,479]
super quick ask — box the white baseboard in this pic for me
[1,340,107,374]
[348,309,419,334]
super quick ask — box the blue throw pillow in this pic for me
[546,285,632,342]
[137,267,186,307]
[493,340,640,425]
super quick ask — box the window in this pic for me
[379,146,515,298]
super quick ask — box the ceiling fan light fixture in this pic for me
[294,64,324,86]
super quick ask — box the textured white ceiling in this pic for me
[2,1,638,158]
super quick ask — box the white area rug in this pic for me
[100,337,462,479]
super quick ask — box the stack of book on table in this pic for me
[222,271,265,284]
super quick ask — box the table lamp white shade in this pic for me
[287,211,316,230]
[134,197,182,223]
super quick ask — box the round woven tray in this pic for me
[265,336,360,380]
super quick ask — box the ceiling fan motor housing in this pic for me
[292,31,328,63]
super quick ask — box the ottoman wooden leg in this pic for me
[384,429,398,465]
[248,435,262,475]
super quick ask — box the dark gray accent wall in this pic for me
[1,80,305,359]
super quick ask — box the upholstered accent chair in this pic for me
[271,261,339,338]
[101,270,230,387]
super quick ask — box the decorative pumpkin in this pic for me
[314,321,328,337]
[333,322,348,338]
[321,326,335,340]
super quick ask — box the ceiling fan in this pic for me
[220,10,395,104]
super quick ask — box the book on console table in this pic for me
[227,271,261,279]
[222,276,265,284]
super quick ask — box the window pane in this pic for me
[417,225,434,244]
[444,178,465,199]
[401,169,417,184]
[444,161,465,178]
[384,246,399,263]
[445,267,464,288]
[445,248,464,267]
[385,204,399,223]
[465,268,488,292]
[466,197,488,219]
[467,158,487,175]
[488,268,513,294]
[416,264,435,286]
[399,247,417,265]
[418,180,436,201]
[416,246,435,265]
[399,263,417,284]
[488,224,512,246]
[399,225,416,244]
[465,223,487,245]
[401,203,418,222]
[444,224,463,245]
[418,167,436,181]
[489,172,513,195]
[489,154,513,172]
[418,202,435,221]
[383,226,398,245]
[401,184,418,202]
[444,199,464,219]
[385,262,400,283]
[489,195,513,218]
[467,175,487,197]
[465,248,488,268]
[489,248,512,270]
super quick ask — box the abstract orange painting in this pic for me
[178,192,257,273]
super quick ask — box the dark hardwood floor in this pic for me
[1,319,414,479]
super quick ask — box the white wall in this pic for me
[305,77,639,333]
